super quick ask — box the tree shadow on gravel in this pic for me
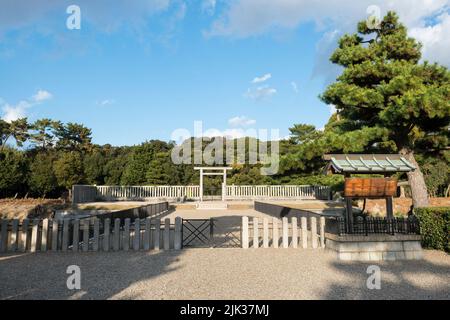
[320,252,450,300]
[0,249,184,300]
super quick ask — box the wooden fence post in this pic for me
[291,217,298,249]
[62,219,70,252]
[163,218,170,250]
[103,219,110,252]
[51,220,59,251]
[10,219,19,252]
[72,220,80,252]
[310,217,318,249]
[143,218,151,251]
[82,220,90,252]
[174,217,182,250]
[41,219,49,252]
[20,219,29,252]
[242,216,249,249]
[113,218,121,251]
[282,217,289,248]
[263,218,269,248]
[272,218,279,248]
[123,219,130,251]
[0,219,9,252]
[301,217,307,249]
[134,219,141,251]
[320,217,325,248]
[30,219,39,253]
[154,219,160,250]
[93,219,99,251]
[253,217,259,249]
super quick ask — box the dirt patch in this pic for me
[0,198,67,220]
[76,202,147,211]
[358,197,450,216]
[270,200,344,210]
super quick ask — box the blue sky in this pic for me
[0,0,449,146]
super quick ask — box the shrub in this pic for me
[414,207,450,252]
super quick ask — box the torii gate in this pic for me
[194,167,232,202]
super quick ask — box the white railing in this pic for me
[225,185,331,200]
[72,184,331,204]
[72,185,200,203]
[96,185,200,201]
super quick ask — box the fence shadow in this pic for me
[0,249,184,300]
[319,252,450,300]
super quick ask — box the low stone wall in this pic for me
[326,233,423,261]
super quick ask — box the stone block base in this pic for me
[326,234,423,261]
[196,202,228,210]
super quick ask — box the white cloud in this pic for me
[32,90,52,102]
[207,0,448,38]
[2,100,30,122]
[410,12,450,66]
[291,81,299,93]
[228,116,256,127]
[252,73,271,83]
[1,89,52,122]
[206,0,450,77]
[245,85,277,101]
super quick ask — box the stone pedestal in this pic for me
[326,234,423,261]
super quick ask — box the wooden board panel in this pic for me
[344,178,397,197]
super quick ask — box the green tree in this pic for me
[104,151,131,185]
[121,141,171,185]
[320,12,450,207]
[0,119,10,150]
[54,122,92,152]
[54,151,84,190]
[0,118,29,151]
[29,118,58,150]
[288,124,320,145]
[84,149,108,185]
[229,165,269,185]
[0,148,28,197]
[420,156,450,197]
[28,152,57,197]
[146,152,176,185]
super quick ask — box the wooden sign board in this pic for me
[344,178,397,197]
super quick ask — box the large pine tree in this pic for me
[321,12,450,207]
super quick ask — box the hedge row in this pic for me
[414,207,450,252]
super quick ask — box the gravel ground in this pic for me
[0,249,449,300]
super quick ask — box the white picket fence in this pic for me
[72,184,331,203]
[241,216,325,249]
[72,185,201,203]
[226,185,330,200]
[0,217,183,253]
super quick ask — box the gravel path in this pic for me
[0,249,449,300]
